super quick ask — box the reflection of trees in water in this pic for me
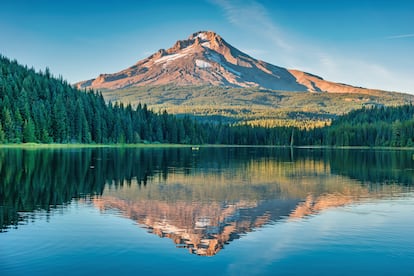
[327,149,414,186]
[1,147,413,231]
[0,148,197,230]
[0,149,102,230]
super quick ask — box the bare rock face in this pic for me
[76,31,372,93]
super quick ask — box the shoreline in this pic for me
[0,143,413,151]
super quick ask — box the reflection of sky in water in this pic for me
[225,196,414,275]
[1,202,185,274]
[2,196,413,275]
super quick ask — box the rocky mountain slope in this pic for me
[76,31,374,93]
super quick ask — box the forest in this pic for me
[0,54,413,147]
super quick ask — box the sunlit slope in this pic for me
[101,85,413,127]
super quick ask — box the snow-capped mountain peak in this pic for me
[76,31,373,93]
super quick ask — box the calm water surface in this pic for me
[1,147,413,275]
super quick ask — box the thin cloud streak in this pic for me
[211,0,414,94]
[386,33,414,39]
[211,0,292,52]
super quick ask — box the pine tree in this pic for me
[0,123,5,143]
[74,99,86,142]
[51,95,67,142]
[2,107,14,142]
[23,119,36,143]
[13,109,23,142]
[391,121,402,147]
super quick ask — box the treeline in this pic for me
[0,55,205,144]
[0,54,413,147]
[197,105,414,147]
[323,105,414,147]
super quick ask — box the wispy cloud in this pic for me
[211,0,414,94]
[211,0,292,51]
[386,33,414,39]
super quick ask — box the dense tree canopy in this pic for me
[0,55,207,144]
[322,105,414,147]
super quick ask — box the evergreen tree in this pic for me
[51,95,68,142]
[0,123,5,143]
[2,107,14,142]
[391,121,402,147]
[14,109,24,142]
[23,118,36,143]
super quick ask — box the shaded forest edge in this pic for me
[1,54,413,147]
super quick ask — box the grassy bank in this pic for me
[0,143,191,149]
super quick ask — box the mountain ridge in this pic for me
[76,31,377,93]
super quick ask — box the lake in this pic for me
[1,147,414,275]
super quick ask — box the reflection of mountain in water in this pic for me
[1,147,413,242]
[92,149,413,255]
[95,196,299,256]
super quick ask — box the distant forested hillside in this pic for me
[102,84,413,129]
[0,55,413,147]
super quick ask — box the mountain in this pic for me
[75,31,413,127]
[76,31,372,93]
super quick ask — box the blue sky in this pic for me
[1,0,413,93]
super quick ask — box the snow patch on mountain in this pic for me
[197,32,208,40]
[154,53,187,64]
[201,41,211,48]
[196,59,212,68]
